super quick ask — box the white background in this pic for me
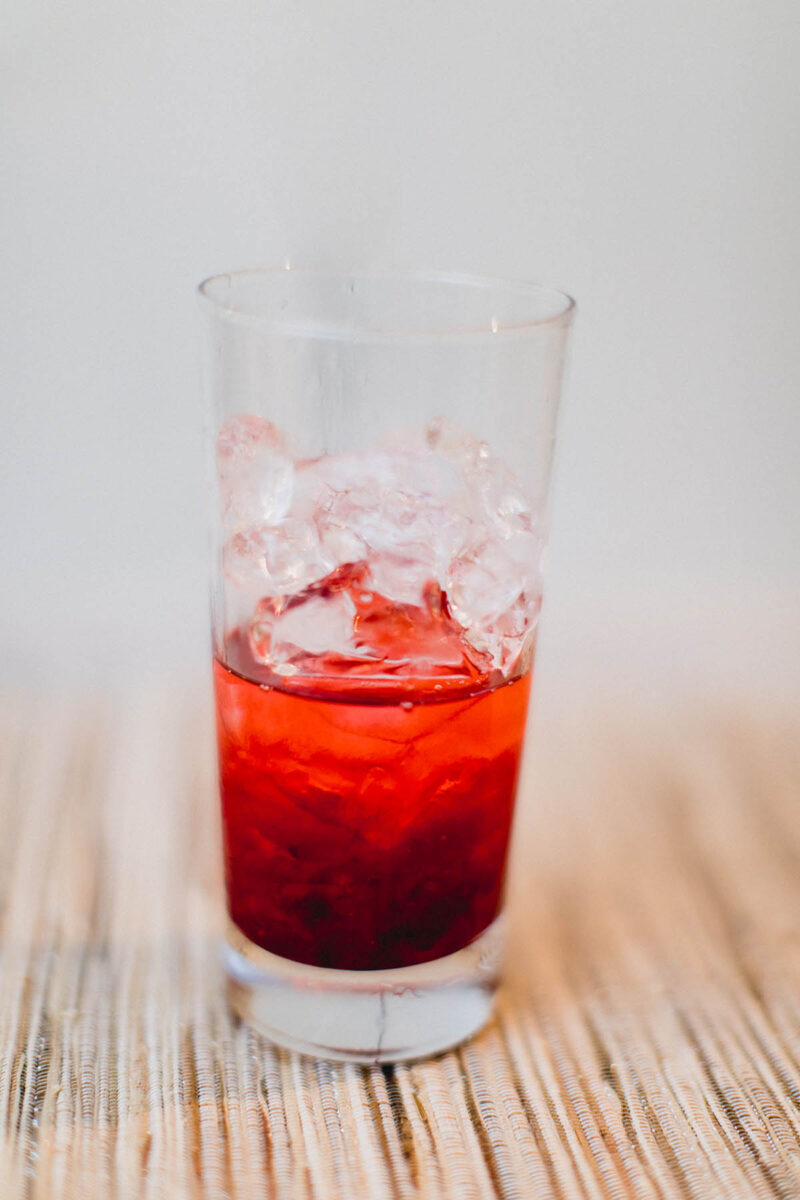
[3,0,799,705]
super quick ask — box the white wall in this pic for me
[3,0,799,701]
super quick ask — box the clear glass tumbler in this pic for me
[199,269,574,1062]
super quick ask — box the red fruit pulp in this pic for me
[214,569,532,972]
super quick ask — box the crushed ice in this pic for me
[217,416,545,675]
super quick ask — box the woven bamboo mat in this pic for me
[1,690,799,1199]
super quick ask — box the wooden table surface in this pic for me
[1,691,799,1199]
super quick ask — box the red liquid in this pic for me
[214,569,532,971]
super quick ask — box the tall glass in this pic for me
[199,269,574,1062]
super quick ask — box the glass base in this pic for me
[224,916,504,1063]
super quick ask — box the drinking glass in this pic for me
[199,269,574,1062]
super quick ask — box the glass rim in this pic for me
[197,266,575,343]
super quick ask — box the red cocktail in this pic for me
[214,567,531,970]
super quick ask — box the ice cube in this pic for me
[447,535,527,628]
[312,453,469,602]
[217,415,293,532]
[223,527,272,589]
[249,562,387,676]
[224,518,333,596]
[404,419,543,555]
[254,589,365,674]
[470,450,544,553]
[446,511,543,670]
[317,483,439,605]
[493,592,541,673]
[366,554,437,607]
[430,421,546,662]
